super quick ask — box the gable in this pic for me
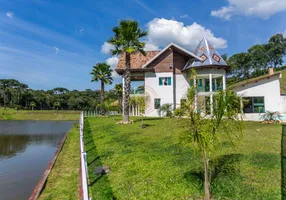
[145,48,173,73]
[145,46,195,73]
[117,51,160,69]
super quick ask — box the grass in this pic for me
[0,108,80,120]
[86,116,282,199]
[38,123,80,200]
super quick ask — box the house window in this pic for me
[198,79,203,87]
[159,77,171,86]
[243,97,265,113]
[190,79,203,87]
[154,98,161,109]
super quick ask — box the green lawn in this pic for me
[86,116,282,199]
[0,108,80,120]
[39,123,80,200]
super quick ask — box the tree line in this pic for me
[0,79,122,112]
[225,33,286,84]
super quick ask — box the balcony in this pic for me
[195,77,223,93]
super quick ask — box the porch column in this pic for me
[209,73,213,115]
[122,76,125,118]
[222,73,226,91]
[214,78,217,91]
[194,76,197,111]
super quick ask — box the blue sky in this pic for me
[1,0,286,91]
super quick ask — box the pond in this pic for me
[0,120,75,200]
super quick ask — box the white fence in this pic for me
[83,110,119,117]
[80,112,90,200]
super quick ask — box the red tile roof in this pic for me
[117,51,160,69]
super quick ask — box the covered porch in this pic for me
[193,72,226,115]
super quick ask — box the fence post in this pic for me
[282,125,286,200]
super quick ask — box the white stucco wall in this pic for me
[280,96,286,113]
[144,69,226,117]
[175,74,190,107]
[145,72,174,116]
[233,75,283,120]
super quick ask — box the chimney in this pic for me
[268,67,274,75]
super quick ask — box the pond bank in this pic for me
[38,123,80,199]
[0,109,80,121]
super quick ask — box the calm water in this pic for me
[0,120,74,200]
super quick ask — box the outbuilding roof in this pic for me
[228,72,282,90]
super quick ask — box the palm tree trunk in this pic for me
[101,81,105,115]
[123,53,131,122]
[203,150,211,200]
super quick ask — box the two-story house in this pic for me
[115,37,228,117]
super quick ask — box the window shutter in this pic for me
[168,77,171,85]
[159,78,163,86]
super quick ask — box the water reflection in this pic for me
[0,120,74,200]
[0,135,29,159]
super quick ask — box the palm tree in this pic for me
[30,101,36,113]
[54,101,61,114]
[114,83,123,113]
[108,20,147,122]
[158,103,173,117]
[90,63,113,115]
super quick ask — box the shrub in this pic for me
[158,103,173,117]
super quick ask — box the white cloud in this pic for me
[144,41,159,51]
[6,11,14,18]
[53,46,59,54]
[101,42,115,54]
[146,18,227,51]
[106,56,119,77]
[211,0,286,20]
[284,30,286,37]
[211,6,234,20]
[180,14,189,19]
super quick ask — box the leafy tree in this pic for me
[227,33,286,84]
[264,33,286,68]
[247,44,268,73]
[181,72,243,200]
[90,63,113,115]
[108,20,147,122]
[228,53,252,80]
